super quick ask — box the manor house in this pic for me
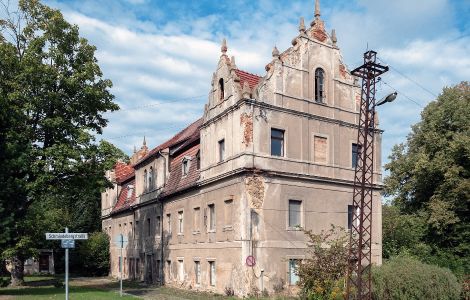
[101,1,383,295]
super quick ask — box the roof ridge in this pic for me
[235,68,262,78]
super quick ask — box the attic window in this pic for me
[127,185,134,200]
[315,68,325,103]
[219,78,225,100]
[182,158,190,176]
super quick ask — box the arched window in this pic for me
[314,68,325,103]
[143,169,147,192]
[148,167,153,190]
[219,78,225,100]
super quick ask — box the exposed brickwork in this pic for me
[246,175,264,209]
[240,113,253,147]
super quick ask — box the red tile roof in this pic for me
[163,144,200,196]
[114,162,135,183]
[134,118,203,167]
[235,69,262,89]
[112,179,136,214]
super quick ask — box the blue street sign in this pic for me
[61,239,75,249]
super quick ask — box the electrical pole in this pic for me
[346,50,388,300]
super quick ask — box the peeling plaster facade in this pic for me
[101,2,383,296]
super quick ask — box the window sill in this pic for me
[223,225,233,231]
[286,227,302,231]
[207,230,216,233]
[177,233,184,236]
[192,231,201,235]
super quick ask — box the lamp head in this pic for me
[377,91,398,106]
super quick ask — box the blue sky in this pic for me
[38,0,470,169]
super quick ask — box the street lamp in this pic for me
[376,91,397,106]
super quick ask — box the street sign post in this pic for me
[114,234,128,297]
[46,228,88,300]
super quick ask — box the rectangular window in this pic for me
[178,259,184,281]
[156,216,161,236]
[195,261,201,285]
[167,213,171,234]
[314,136,327,164]
[182,160,189,175]
[288,200,302,228]
[178,211,184,234]
[136,258,140,279]
[348,205,360,230]
[224,200,233,227]
[352,143,362,168]
[218,139,225,162]
[271,129,285,157]
[348,205,353,230]
[209,261,216,286]
[193,207,200,232]
[289,259,300,285]
[147,218,151,236]
[208,204,216,231]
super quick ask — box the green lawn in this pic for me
[0,286,138,299]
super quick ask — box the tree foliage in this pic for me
[297,225,349,300]
[0,0,126,285]
[384,82,470,275]
[77,232,110,276]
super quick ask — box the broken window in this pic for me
[195,261,201,285]
[178,211,184,234]
[314,136,328,164]
[315,68,325,103]
[193,207,200,232]
[271,128,284,157]
[143,169,147,192]
[218,139,225,162]
[219,78,225,100]
[209,261,216,286]
[288,200,302,228]
[167,213,171,234]
[352,143,362,168]
[224,199,233,227]
[182,158,189,176]
[208,204,216,231]
[289,259,300,285]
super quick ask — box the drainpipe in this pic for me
[158,150,167,285]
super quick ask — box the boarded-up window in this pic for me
[193,207,200,231]
[314,136,327,164]
[224,199,233,226]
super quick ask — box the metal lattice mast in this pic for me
[346,50,388,300]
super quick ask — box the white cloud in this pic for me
[42,0,468,172]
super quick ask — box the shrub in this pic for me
[224,286,234,296]
[297,225,348,300]
[77,232,110,276]
[0,277,10,287]
[372,256,461,300]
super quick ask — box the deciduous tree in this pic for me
[0,0,125,285]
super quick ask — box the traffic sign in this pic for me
[46,233,88,240]
[61,239,75,249]
[246,255,256,267]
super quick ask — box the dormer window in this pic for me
[315,68,325,103]
[182,157,190,176]
[127,185,134,201]
[219,78,225,100]
[196,151,201,170]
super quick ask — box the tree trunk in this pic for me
[9,257,25,286]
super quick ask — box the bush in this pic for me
[77,232,110,276]
[372,256,461,300]
[297,225,349,300]
[0,276,10,287]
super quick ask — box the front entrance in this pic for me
[146,255,153,283]
[39,254,49,272]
